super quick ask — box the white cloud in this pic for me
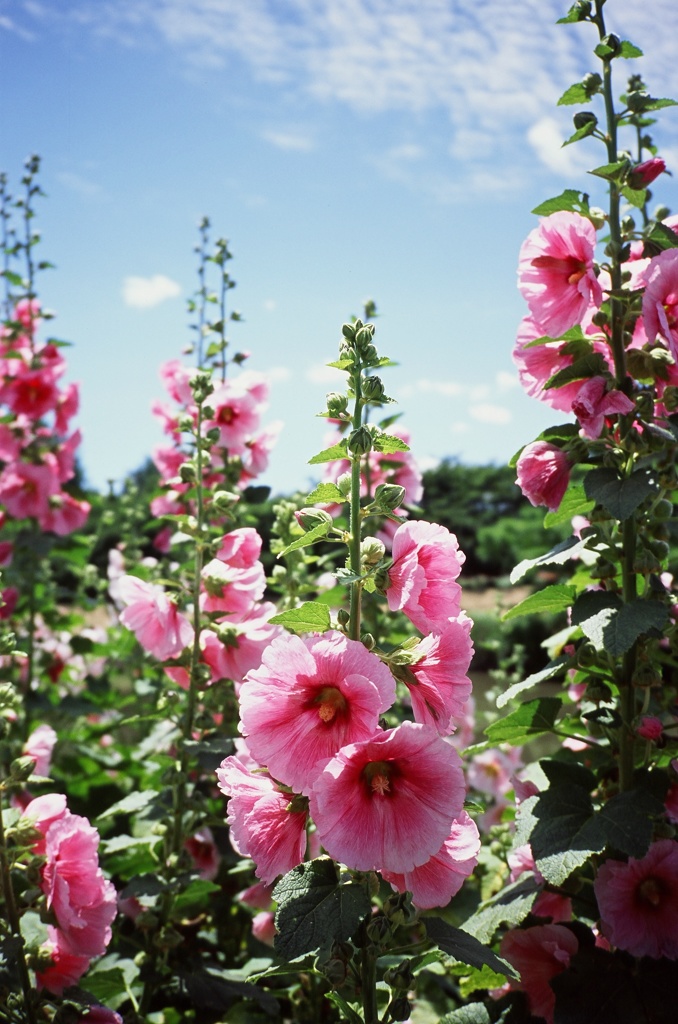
[263,299,277,312]
[399,378,463,398]
[57,171,105,199]
[450,421,470,434]
[469,403,512,426]
[122,274,181,308]
[527,116,592,177]
[265,365,292,383]
[261,129,314,152]
[305,362,345,385]
[496,370,519,391]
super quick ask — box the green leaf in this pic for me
[545,352,608,389]
[644,97,678,111]
[619,40,643,58]
[502,584,576,621]
[647,222,678,251]
[562,121,597,146]
[85,960,139,1005]
[621,184,648,209]
[485,697,562,745]
[531,785,606,885]
[326,358,354,370]
[173,879,221,917]
[496,655,570,709]
[305,482,345,503]
[461,876,538,945]
[598,788,664,858]
[602,599,669,656]
[571,590,623,649]
[326,993,363,1024]
[96,789,160,821]
[308,439,349,465]
[425,918,518,979]
[531,190,589,217]
[510,536,585,584]
[273,858,371,961]
[457,964,510,1000]
[1,270,25,287]
[439,1004,492,1024]
[268,602,331,634]
[584,466,658,520]
[372,433,410,454]
[557,82,589,106]
[543,483,594,528]
[277,520,332,556]
[588,159,629,181]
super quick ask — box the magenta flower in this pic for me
[642,249,678,361]
[35,926,90,995]
[571,376,634,439]
[382,809,479,909]
[309,721,466,874]
[628,157,666,189]
[636,715,664,741]
[118,575,194,660]
[386,520,464,634]
[0,460,59,521]
[500,923,578,1024]
[516,441,571,512]
[216,753,308,885]
[594,840,678,958]
[239,631,396,793]
[200,602,283,686]
[403,616,473,735]
[518,211,602,337]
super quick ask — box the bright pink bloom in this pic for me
[500,923,578,1024]
[201,528,266,615]
[13,297,42,335]
[200,602,283,686]
[240,630,396,793]
[4,366,60,419]
[515,441,571,512]
[594,840,678,958]
[54,382,80,435]
[0,460,59,520]
[43,493,91,536]
[571,376,634,439]
[159,358,194,406]
[22,793,68,853]
[216,754,308,885]
[636,715,664,741]
[403,616,473,735]
[466,747,523,802]
[23,723,58,776]
[118,575,194,660]
[75,1010,123,1024]
[241,420,283,481]
[386,520,464,634]
[251,910,277,946]
[0,586,18,619]
[205,379,262,453]
[0,540,12,567]
[309,721,466,874]
[642,249,678,360]
[513,316,613,412]
[215,527,262,567]
[629,157,666,189]
[36,927,90,995]
[382,810,480,909]
[518,211,602,337]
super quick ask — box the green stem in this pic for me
[361,943,379,1024]
[618,516,638,792]
[349,362,364,643]
[0,790,38,1024]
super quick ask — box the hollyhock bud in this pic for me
[326,392,348,418]
[573,110,597,130]
[628,158,666,190]
[515,441,571,513]
[362,375,386,402]
[294,507,333,531]
[348,426,373,455]
[374,482,406,512]
[637,715,663,741]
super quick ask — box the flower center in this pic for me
[531,254,587,286]
[361,759,398,798]
[637,876,665,908]
[313,686,347,724]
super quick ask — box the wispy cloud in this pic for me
[56,171,106,199]
[122,274,181,308]
[305,362,345,385]
[469,403,512,426]
[261,129,314,152]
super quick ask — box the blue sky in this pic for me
[1,0,677,496]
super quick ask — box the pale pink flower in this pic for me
[22,793,68,853]
[515,441,571,512]
[382,810,480,909]
[205,379,262,453]
[13,297,42,335]
[118,575,194,660]
[500,923,578,1024]
[251,910,277,946]
[215,527,263,567]
[200,602,283,686]
[513,316,613,412]
[200,557,266,616]
[309,721,466,874]
[43,493,91,536]
[403,616,473,735]
[518,211,602,337]
[241,420,283,481]
[386,520,464,634]
[466,748,523,801]
[240,630,396,793]
[23,723,58,777]
[594,840,678,958]
[216,754,308,885]
[54,381,80,435]
[571,376,634,439]
[159,358,194,406]
[642,249,678,360]
[237,880,275,910]
[35,926,90,995]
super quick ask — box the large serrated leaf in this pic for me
[571,590,623,650]
[485,697,562,745]
[601,599,668,656]
[531,786,606,885]
[268,602,331,634]
[531,190,589,217]
[425,918,517,979]
[273,859,370,961]
[543,483,594,527]
[372,432,410,454]
[496,655,570,709]
[584,466,658,520]
[277,519,331,556]
[439,1004,492,1024]
[461,876,538,945]
[597,788,664,858]
[308,440,349,465]
[96,789,160,821]
[557,82,589,106]
[545,352,608,389]
[510,537,585,584]
[502,584,576,622]
[305,482,345,503]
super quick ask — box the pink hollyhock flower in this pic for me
[241,420,283,481]
[41,812,117,957]
[153,443,185,482]
[200,557,266,616]
[402,616,473,735]
[36,926,90,995]
[628,157,666,189]
[466,747,523,803]
[118,575,194,660]
[5,366,61,419]
[571,376,634,439]
[240,630,396,793]
[665,783,678,825]
[76,1010,123,1024]
[594,839,678,958]
[252,910,277,946]
[382,810,480,909]
[310,721,466,874]
[43,493,91,536]
[54,381,80,435]
[23,723,58,777]
[636,715,663,741]
[205,379,262,453]
[185,826,220,880]
[216,753,309,885]
[237,880,275,909]
[642,248,678,360]
[159,358,194,406]
[515,441,571,512]
[215,527,262,567]
[13,297,42,335]
[201,602,283,686]
[385,520,464,634]
[22,793,68,853]
[518,211,602,337]
[54,430,83,484]
[0,540,12,566]
[0,460,59,520]
[508,844,572,922]
[500,923,578,1024]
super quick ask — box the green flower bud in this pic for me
[588,207,606,230]
[573,0,591,18]
[361,375,385,402]
[574,110,597,130]
[384,961,414,992]
[654,499,673,520]
[374,482,406,512]
[337,609,350,627]
[347,426,373,455]
[190,370,214,402]
[179,462,197,484]
[361,633,375,651]
[0,682,17,708]
[177,413,194,433]
[373,567,392,593]
[582,71,602,96]
[10,755,37,782]
[326,392,349,418]
[362,343,378,363]
[361,537,385,566]
[202,406,215,421]
[294,507,333,531]
[337,472,352,496]
[204,426,221,445]
[212,489,240,512]
[341,322,356,341]
[366,914,391,945]
[585,681,612,704]
[600,32,621,58]
[655,205,671,222]
[355,325,375,352]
